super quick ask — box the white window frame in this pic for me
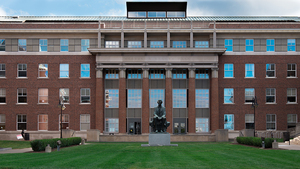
[80,114,90,131]
[266,114,276,130]
[18,64,27,78]
[17,114,27,131]
[59,64,69,78]
[0,39,5,51]
[287,63,297,78]
[38,114,48,131]
[245,114,254,129]
[0,88,6,104]
[287,88,297,103]
[266,88,276,104]
[287,39,296,52]
[18,39,27,52]
[59,114,70,130]
[39,39,47,52]
[224,114,234,130]
[60,88,70,104]
[224,64,234,78]
[17,88,27,104]
[287,114,297,124]
[245,88,255,103]
[60,39,68,52]
[105,118,119,133]
[38,64,48,78]
[81,39,89,52]
[266,39,275,52]
[266,63,275,78]
[0,63,5,78]
[224,88,234,104]
[245,39,254,52]
[80,88,91,103]
[80,64,90,78]
[38,88,48,104]
[0,114,5,130]
[245,64,255,78]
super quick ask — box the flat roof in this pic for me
[126,2,187,12]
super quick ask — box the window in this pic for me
[18,39,26,51]
[60,39,68,52]
[59,64,69,78]
[105,118,119,133]
[266,64,275,77]
[167,12,185,18]
[287,88,297,103]
[266,114,276,130]
[245,39,254,52]
[287,39,295,51]
[127,69,142,79]
[0,39,5,51]
[105,69,119,79]
[266,39,275,52]
[59,114,69,129]
[80,114,90,130]
[81,64,90,78]
[128,89,142,108]
[149,69,165,79]
[245,88,255,103]
[195,69,209,79]
[245,114,254,129]
[38,64,48,78]
[105,89,119,108]
[195,41,209,48]
[0,64,5,77]
[60,88,69,104]
[266,88,276,103]
[81,39,89,51]
[105,41,119,48]
[38,115,48,130]
[18,88,27,103]
[224,114,234,130]
[224,88,234,104]
[224,64,233,78]
[148,12,166,18]
[128,12,146,18]
[150,41,164,48]
[196,89,209,108]
[224,39,233,52]
[128,41,141,48]
[39,39,47,52]
[0,88,5,103]
[149,89,165,108]
[18,64,27,77]
[80,88,90,103]
[17,115,26,130]
[0,114,5,130]
[287,114,297,128]
[287,63,296,77]
[172,69,187,79]
[173,89,187,108]
[38,88,48,104]
[196,118,209,132]
[172,41,186,48]
[245,64,254,78]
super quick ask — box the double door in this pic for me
[173,118,186,134]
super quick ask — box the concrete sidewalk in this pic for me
[278,142,300,150]
[0,148,33,154]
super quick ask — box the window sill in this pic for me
[58,77,70,79]
[16,103,28,105]
[223,103,235,105]
[37,103,49,105]
[266,77,277,79]
[265,103,277,104]
[0,103,7,105]
[79,103,91,105]
[0,77,6,79]
[223,77,235,79]
[244,103,252,104]
[286,77,298,79]
[287,102,298,105]
[79,77,91,79]
[16,77,28,79]
[244,77,256,79]
[37,77,49,79]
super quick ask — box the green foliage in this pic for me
[237,137,283,148]
[30,137,82,151]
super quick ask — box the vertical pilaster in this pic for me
[121,21,124,48]
[190,31,193,48]
[165,68,172,133]
[167,21,170,48]
[213,22,217,48]
[119,68,126,134]
[98,21,101,48]
[210,68,219,133]
[95,68,104,132]
[142,68,149,134]
[188,68,196,133]
[144,31,147,48]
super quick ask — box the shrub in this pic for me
[237,137,283,148]
[30,137,82,151]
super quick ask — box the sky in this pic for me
[0,0,300,17]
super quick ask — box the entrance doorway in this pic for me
[173,118,186,134]
[127,118,141,135]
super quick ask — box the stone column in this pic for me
[144,31,147,48]
[188,68,196,133]
[142,68,149,134]
[210,68,219,133]
[165,68,173,133]
[95,68,104,132]
[190,31,193,48]
[213,22,217,48]
[119,68,126,134]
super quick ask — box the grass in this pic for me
[0,142,299,169]
[0,140,31,149]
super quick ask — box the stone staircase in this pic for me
[287,122,300,138]
[286,136,300,145]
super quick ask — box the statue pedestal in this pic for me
[141,133,178,147]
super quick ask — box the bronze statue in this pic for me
[150,100,170,133]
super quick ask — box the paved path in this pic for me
[0,148,33,154]
[278,142,300,150]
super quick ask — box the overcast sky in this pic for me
[0,0,299,16]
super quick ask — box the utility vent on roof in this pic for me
[11,16,19,19]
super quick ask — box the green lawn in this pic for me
[0,140,31,149]
[0,142,299,169]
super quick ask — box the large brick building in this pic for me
[0,2,299,140]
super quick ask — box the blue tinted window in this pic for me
[224,88,234,103]
[195,41,209,48]
[18,39,27,51]
[287,39,295,51]
[245,64,254,78]
[105,89,119,108]
[266,39,274,52]
[167,12,185,18]
[224,39,233,52]
[127,69,142,79]
[172,69,187,79]
[224,64,233,78]
[245,39,253,52]
[60,64,69,78]
[173,89,187,108]
[196,118,209,132]
[245,88,255,103]
[105,69,119,79]
[224,114,234,130]
[195,69,209,79]
[128,12,146,18]
[149,89,165,108]
[150,41,164,48]
[81,64,90,78]
[39,39,47,52]
[0,39,5,51]
[60,39,68,52]
[81,39,89,51]
[128,41,141,48]
[173,41,186,48]
[149,69,165,79]
[148,12,166,18]
[128,89,142,108]
[266,64,275,77]
[196,89,209,108]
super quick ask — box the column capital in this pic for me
[142,68,149,78]
[96,68,103,78]
[119,68,126,78]
[165,68,172,78]
[189,68,196,78]
[211,68,219,78]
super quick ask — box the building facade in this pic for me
[0,2,299,139]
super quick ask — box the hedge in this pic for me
[30,137,82,151]
[236,137,283,148]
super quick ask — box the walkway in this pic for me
[278,142,300,150]
[0,148,33,154]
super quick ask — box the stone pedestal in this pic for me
[45,144,51,153]
[215,129,229,142]
[141,133,178,146]
[62,129,75,138]
[87,129,100,142]
[272,142,279,149]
